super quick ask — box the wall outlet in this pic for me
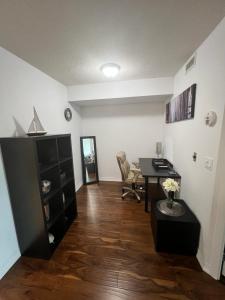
[205,157,214,171]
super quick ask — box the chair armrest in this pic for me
[130,167,142,182]
[130,167,141,174]
[132,161,140,168]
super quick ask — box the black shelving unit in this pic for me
[220,250,225,283]
[0,134,77,259]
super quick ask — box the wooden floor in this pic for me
[1,181,225,300]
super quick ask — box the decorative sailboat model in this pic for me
[27,107,47,136]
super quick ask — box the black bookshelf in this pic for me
[0,134,77,259]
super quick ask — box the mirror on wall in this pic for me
[80,136,99,185]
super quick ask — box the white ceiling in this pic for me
[0,0,225,85]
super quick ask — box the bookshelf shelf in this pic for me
[0,134,77,259]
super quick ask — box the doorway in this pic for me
[80,136,99,185]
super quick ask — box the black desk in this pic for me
[139,158,181,212]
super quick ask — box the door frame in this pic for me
[206,108,225,280]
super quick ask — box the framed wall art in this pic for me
[166,84,197,123]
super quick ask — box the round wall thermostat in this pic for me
[205,111,217,127]
[64,108,72,121]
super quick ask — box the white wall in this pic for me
[164,17,225,277]
[0,47,82,278]
[81,101,164,181]
[207,107,225,279]
[68,77,173,103]
[0,150,20,279]
[0,46,82,187]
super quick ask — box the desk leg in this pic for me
[145,176,149,212]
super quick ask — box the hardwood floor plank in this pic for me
[0,181,225,300]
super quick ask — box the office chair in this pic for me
[116,151,145,203]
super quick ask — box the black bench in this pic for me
[150,184,200,255]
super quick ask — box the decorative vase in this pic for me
[167,191,174,209]
[157,190,185,217]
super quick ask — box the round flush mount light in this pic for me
[100,63,120,78]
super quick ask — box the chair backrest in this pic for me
[116,151,130,181]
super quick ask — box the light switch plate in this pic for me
[205,157,214,171]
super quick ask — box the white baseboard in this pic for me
[202,265,219,280]
[76,180,83,191]
[196,251,220,280]
[0,249,20,279]
[99,177,122,182]
[75,178,121,189]
[197,251,205,271]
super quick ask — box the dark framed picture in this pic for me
[166,84,197,123]
[64,108,72,121]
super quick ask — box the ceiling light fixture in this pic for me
[100,63,120,78]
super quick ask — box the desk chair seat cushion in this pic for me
[126,170,144,184]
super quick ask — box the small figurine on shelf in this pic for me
[62,193,66,208]
[48,233,54,244]
[41,180,51,194]
[27,107,47,136]
[44,204,50,222]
